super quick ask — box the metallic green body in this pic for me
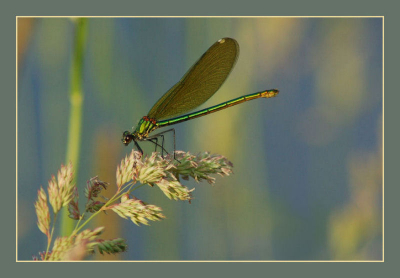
[134,117,157,140]
[156,89,278,128]
[132,89,279,139]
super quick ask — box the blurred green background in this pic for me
[17,17,382,260]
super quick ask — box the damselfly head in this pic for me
[122,131,134,146]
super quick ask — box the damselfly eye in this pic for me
[122,131,133,146]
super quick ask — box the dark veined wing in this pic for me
[147,38,239,120]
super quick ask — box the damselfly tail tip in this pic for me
[261,89,279,98]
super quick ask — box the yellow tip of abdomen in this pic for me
[261,89,279,98]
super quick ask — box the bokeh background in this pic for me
[17,17,382,260]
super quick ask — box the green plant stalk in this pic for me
[75,182,144,233]
[44,213,58,260]
[61,18,88,236]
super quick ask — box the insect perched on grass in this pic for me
[122,38,279,156]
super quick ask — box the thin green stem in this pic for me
[130,183,146,192]
[74,181,147,232]
[44,213,58,260]
[119,181,135,194]
[75,210,101,233]
[112,182,146,203]
[61,18,88,236]
[75,191,123,232]
[73,212,86,231]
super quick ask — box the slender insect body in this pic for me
[155,89,279,129]
[121,37,279,156]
